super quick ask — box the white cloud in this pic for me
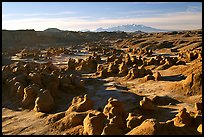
[118,9,161,15]
[2,10,202,31]
[2,11,77,18]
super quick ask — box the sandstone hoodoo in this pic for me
[2,27,202,135]
[34,89,55,113]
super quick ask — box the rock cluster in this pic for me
[2,61,86,113]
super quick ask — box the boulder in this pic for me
[46,112,65,124]
[101,116,125,135]
[34,89,55,113]
[66,94,94,113]
[98,68,109,78]
[126,119,159,135]
[126,113,144,129]
[124,54,132,66]
[83,112,106,135]
[55,110,100,131]
[42,73,59,98]
[22,84,40,108]
[77,56,97,73]
[103,98,127,120]
[138,66,146,78]
[67,58,76,70]
[101,123,123,135]
[56,111,88,131]
[118,62,128,77]
[28,72,42,86]
[139,97,154,110]
[173,108,193,127]
[9,81,22,96]
[126,67,139,80]
[59,75,73,91]
[107,62,119,74]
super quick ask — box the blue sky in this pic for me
[2,2,202,31]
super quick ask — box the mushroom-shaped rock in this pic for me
[124,54,132,66]
[66,94,94,113]
[107,62,119,74]
[42,73,59,98]
[22,84,40,108]
[83,112,106,135]
[126,113,144,129]
[28,72,42,86]
[103,98,127,120]
[126,67,139,80]
[118,62,128,76]
[140,97,154,110]
[173,108,193,127]
[101,116,125,135]
[98,68,109,78]
[34,89,55,113]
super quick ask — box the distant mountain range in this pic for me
[95,24,169,32]
[44,24,170,33]
[44,28,62,32]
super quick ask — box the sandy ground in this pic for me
[2,51,202,135]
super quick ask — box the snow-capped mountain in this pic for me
[95,24,168,32]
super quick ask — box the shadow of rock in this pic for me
[161,74,186,81]
[152,95,181,106]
